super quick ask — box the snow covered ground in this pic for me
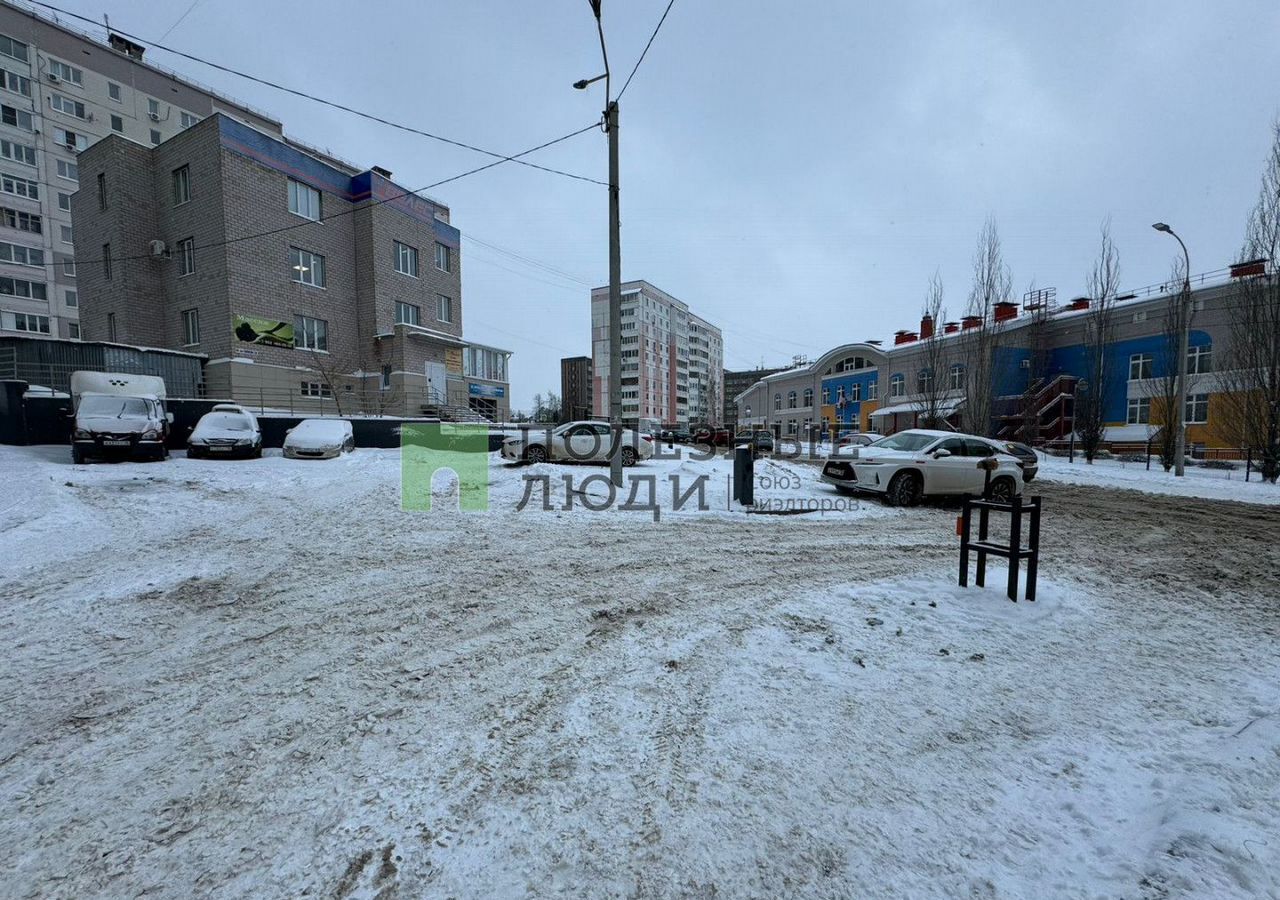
[1036,453,1280,505]
[1,444,1278,898]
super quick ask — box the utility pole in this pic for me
[1153,223,1191,476]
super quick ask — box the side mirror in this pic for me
[933,448,951,458]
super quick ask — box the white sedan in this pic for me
[187,407,262,459]
[283,418,355,460]
[501,420,654,466]
[820,428,1024,505]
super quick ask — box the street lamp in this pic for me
[1152,222,1191,476]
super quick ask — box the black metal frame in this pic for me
[958,494,1042,601]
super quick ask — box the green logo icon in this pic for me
[401,423,490,511]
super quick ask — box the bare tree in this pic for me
[1151,258,1191,471]
[306,348,348,416]
[1078,221,1122,462]
[918,270,951,429]
[961,217,1012,436]
[1218,119,1280,482]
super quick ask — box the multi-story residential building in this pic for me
[723,365,787,431]
[736,269,1257,454]
[72,113,511,419]
[590,279,723,427]
[560,355,591,423]
[0,1,281,341]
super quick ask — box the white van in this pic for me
[70,371,172,463]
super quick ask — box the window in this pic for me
[0,35,28,63]
[60,224,73,244]
[59,192,71,211]
[1187,344,1212,375]
[288,178,321,221]
[48,60,83,85]
[822,387,831,404]
[802,387,813,407]
[890,373,905,398]
[394,241,418,277]
[774,393,781,411]
[182,308,199,345]
[177,237,194,276]
[294,315,328,351]
[464,346,508,381]
[106,312,116,341]
[949,363,965,391]
[179,111,200,129]
[97,173,106,210]
[150,129,161,146]
[55,128,88,151]
[0,68,29,97]
[55,159,78,182]
[102,243,111,280]
[108,81,122,102]
[64,289,77,308]
[0,172,38,199]
[787,390,797,409]
[0,139,34,166]
[0,104,31,130]
[868,381,878,401]
[395,301,420,325]
[849,382,862,402]
[49,93,86,119]
[147,97,160,117]
[12,312,49,333]
[381,365,392,390]
[436,293,452,323]
[1129,353,1153,381]
[290,247,326,287]
[110,114,123,133]
[301,381,332,398]
[917,369,934,393]
[0,276,46,300]
[67,321,79,339]
[172,165,190,205]
[2,207,40,233]
[434,241,452,272]
[62,258,75,277]
[1186,393,1209,424]
[1126,396,1151,425]
[0,240,42,266]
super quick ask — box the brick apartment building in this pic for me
[560,355,591,423]
[0,1,279,341]
[72,113,511,418]
[722,365,787,431]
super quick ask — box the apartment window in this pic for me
[1126,396,1151,425]
[787,390,797,409]
[394,241,418,277]
[55,159,78,182]
[803,388,813,407]
[0,35,28,63]
[59,224,73,244]
[301,381,332,398]
[103,243,112,280]
[2,207,40,233]
[774,393,781,411]
[381,365,392,390]
[50,93,87,119]
[1129,353,1153,381]
[287,178,321,221]
[949,363,965,391]
[395,301,420,326]
[1187,344,1212,375]
[106,312,116,341]
[1185,393,1209,424]
[13,312,49,333]
[62,258,75,277]
[150,129,161,146]
[55,129,87,153]
[0,139,34,166]
[179,111,200,129]
[147,97,160,117]
[436,293,452,323]
[108,81,122,102]
[64,289,77,308]
[868,381,878,401]
[58,192,71,211]
[67,321,79,339]
[290,247,326,287]
[177,237,194,276]
[917,369,934,392]
[294,315,328,351]
[0,172,37,200]
[48,60,83,85]
[822,387,831,404]
[110,114,123,133]
[0,240,43,266]
[97,173,106,210]
[0,275,46,300]
[849,382,861,402]
[1,103,31,130]
[0,68,30,97]
[171,165,191,205]
[434,241,452,272]
[890,373,905,398]
[182,308,200,345]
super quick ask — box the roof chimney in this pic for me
[893,330,918,345]
[1231,258,1267,278]
[993,301,1018,323]
[920,314,934,340]
[1067,297,1090,311]
[962,315,983,330]
[943,321,960,334]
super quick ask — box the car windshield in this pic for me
[198,413,252,432]
[869,432,937,452]
[80,395,151,418]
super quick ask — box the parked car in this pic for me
[987,439,1039,482]
[692,426,731,447]
[740,429,775,456]
[283,419,355,459]
[500,420,654,466]
[69,371,171,464]
[834,432,883,452]
[820,428,1024,505]
[187,408,262,459]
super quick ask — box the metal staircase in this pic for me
[995,374,1078,442]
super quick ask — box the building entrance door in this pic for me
[425,361,447,404]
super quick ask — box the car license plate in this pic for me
[211,446,232,453]
[103,439,130,447]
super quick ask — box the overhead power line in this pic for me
[25,0,607,187]
[617,0,676,100]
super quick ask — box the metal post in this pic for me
[1026,496,1041,602]
[1173,273,1191,477]
[1146,437,1151,470]
[1068,433,1075,464]
[607,100,623,488]
[1007,497,1022,602]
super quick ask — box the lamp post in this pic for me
[1152,222,1191,477]
[577,2,624,488]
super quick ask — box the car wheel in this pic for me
[885,471,922,507]
[621,446,637,467]
[525,445,548,465]
[988,476,1016,503]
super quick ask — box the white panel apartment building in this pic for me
[591,279,724,427]
[0,1,280,340]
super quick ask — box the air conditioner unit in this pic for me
[47,72,60,83]
[149,239,169,258]
[148,112,160,122]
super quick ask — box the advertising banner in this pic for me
[234,315,294,348]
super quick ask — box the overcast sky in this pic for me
[47,0,1280,411]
